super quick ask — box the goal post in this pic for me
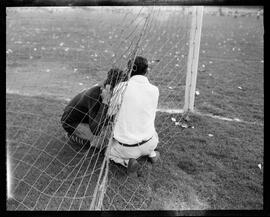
[184,6,204,112]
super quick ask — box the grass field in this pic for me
[6,7,264,210]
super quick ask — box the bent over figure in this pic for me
[61,68,125,150]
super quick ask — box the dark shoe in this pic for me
[149,151,160,164]
[127,158,140,177]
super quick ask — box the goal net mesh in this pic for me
[6,6,192,210]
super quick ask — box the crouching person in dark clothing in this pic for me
[61,68,126,151]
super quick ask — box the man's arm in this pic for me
[88,85,112,135]
[89,82,127,135]
[107,82,127,117]
[89,102,110,135]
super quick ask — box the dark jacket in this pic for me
[61,85,111,136]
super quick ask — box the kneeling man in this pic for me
[107,56,160,176]
[61,68,125,150]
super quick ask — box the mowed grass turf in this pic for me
[6,8,264,121]
[6,7,263,210]
[197,14,263,123]
[6,93,263,210]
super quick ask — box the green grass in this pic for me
[6,7,263,210]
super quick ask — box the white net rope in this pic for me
[6,6,192,210]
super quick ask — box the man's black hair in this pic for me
[128,56,148,77]
[104,68,124,90]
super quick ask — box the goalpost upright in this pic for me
[184,6,204,112]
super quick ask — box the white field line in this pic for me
[6,89,263,126]
[157,108,184,113]
[6,88,71,102]
[156,108,263,126]
[194,111,264,126]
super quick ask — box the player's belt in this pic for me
[116,137,153,147]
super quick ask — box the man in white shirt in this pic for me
[107,56,160,176]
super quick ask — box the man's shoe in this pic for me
[127,158,140,177]
[149,151,160,164]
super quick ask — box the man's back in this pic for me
[114,75,159,144]
[63,86,101,121]
[61,85,105,135]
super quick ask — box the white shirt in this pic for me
[109,75,159,144]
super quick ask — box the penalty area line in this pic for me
[6,90,263,126]
[157,109,263,126]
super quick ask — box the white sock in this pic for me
[123,159,129,167]
[149,151,156,158]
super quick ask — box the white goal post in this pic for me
[184,6,204,112]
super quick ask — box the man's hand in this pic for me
[101,84,112,105]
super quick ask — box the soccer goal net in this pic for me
[6,6,201,210]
